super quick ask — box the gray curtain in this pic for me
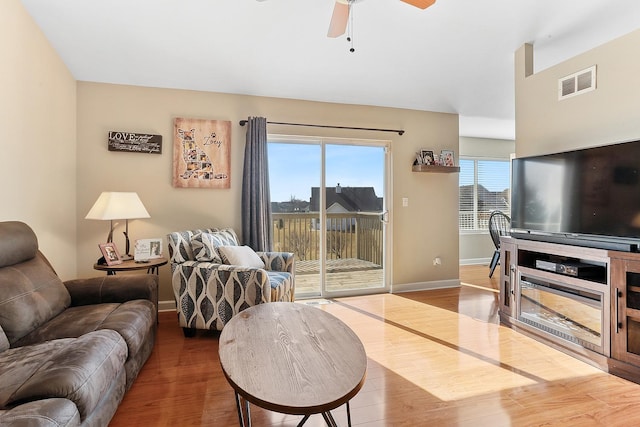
[242,117,273,251]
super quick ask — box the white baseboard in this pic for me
[158,279,460,312]
[460,257,491,266]
[392,279,460,293]
[160,278,463,309]
[158,300,177,312]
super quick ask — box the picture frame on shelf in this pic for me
[134,238,163,262]
[441,150,455,167]
[414,151,430,165]
[414,152,424,165]
[99,242,122,266]
[420,150,435,165]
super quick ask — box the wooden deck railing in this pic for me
[272,212,383,265]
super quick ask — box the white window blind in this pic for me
[459,158,510,231]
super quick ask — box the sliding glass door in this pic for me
[268,136,390,298]
[269,140,322,295]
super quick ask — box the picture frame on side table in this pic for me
[99,242,122,266]
[134,238,163,262]
[441,150,455,167]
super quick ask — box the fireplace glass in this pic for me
[518,276,605,354]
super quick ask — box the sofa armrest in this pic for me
[257,252,295,273]
[64,275,159,311]
[0,398,81,427]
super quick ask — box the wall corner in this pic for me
[515,43,534,79]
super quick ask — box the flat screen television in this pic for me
[511,139,640,252]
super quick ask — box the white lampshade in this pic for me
[85,192,150,220]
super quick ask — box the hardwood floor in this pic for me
[110,264,640,426]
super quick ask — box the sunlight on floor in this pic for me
[460,281,499,293]
[323,292,604,403]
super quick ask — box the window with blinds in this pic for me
[459,158,510,231]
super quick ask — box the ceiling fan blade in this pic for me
[327,1,349,38]
[400,0,436,9]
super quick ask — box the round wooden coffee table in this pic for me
[218,302,367,426]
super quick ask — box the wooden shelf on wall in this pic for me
[412,164,460,173]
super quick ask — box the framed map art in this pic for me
[172,118,231,189]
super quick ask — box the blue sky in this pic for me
[268,143,510,202]
[268,143,384,203]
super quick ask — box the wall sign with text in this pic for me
[108,131,163,154]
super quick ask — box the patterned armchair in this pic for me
[167,228,295,336]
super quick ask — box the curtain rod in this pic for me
[239,119,404,136]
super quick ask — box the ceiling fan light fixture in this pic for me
[327,0,435,44]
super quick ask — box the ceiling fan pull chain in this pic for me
[347,0,355,52]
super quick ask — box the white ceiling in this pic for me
[20,0,640,140]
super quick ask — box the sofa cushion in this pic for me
[267,271,294,302]
[0,253,71,345]
[167,227,226,264]
[218,245,265,268]
[0,330,127,421]
[13,301,155,363]
[267,271,292,289]
[167,229,210,264]
[191,229,239,262]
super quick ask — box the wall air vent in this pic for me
[558,65,596,100]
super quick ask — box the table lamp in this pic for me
[85,192,150,261]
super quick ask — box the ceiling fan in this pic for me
[328,0,436,38]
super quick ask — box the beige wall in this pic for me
[460,137,514,159]
[76,83,460,301]
[1,0,77,279]
[458,137,515,263]
[515,29,640,157]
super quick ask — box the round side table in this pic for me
[93,257,168,276]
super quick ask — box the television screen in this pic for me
[511,140,640,245]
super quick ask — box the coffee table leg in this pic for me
[296,415,310,426]
[316,400,353,427]
[321,411,338,427]
[234,392,252,426]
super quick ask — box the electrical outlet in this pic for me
[402,198,409,207]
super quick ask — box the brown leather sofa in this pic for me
[0,221,158,426]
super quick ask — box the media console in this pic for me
[500,236,640,383]
[510,231,639,253]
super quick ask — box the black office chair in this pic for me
[488,211,511,278]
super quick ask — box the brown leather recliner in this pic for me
[0,221,158,426]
